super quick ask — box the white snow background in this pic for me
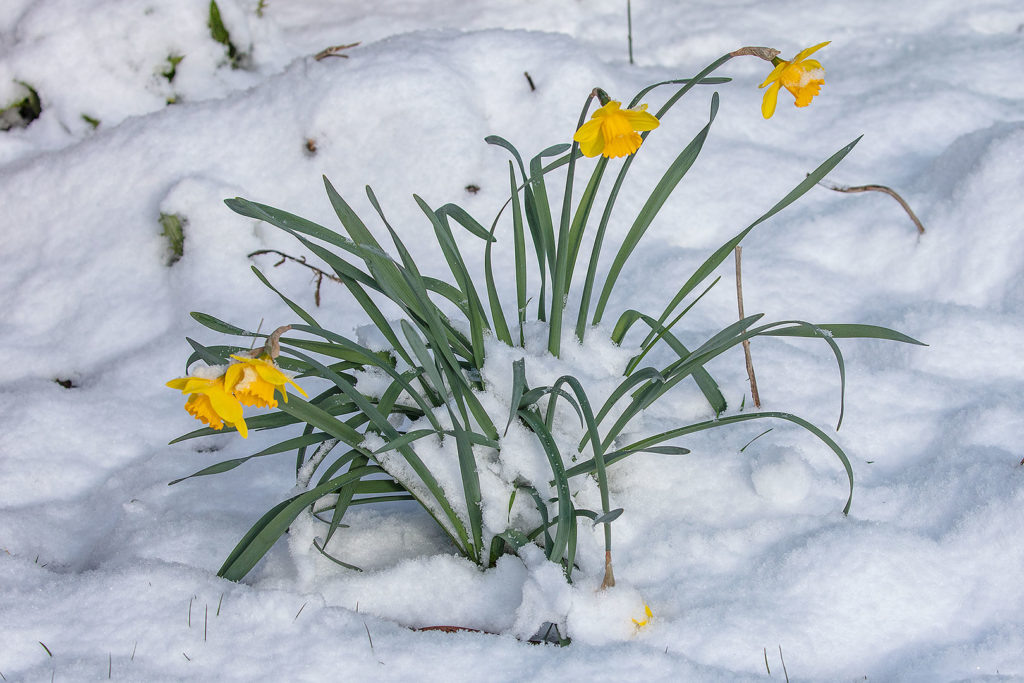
[2,0,1024,680]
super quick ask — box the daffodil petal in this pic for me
[574,119,605,157]
[223,363,243,391]
[573,118,603,142]
[761,81,781,119]
[791,41,830,65]
[287,377,308,397]
[759,61,787,88]
[620,109,660,132]
[208,388,244,423]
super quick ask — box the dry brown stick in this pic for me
[314,42,360,61]
[818,180,925,235]
[735,246,761,408]
[248,249,340,307]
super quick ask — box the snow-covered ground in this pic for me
[3,1,1024,680]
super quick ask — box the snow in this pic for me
[2,0,1024,680]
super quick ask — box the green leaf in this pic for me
[591,508,623,525]
[652,137,863,331]
[454,426,484,560]
[568,410,856,515]
[250,267,319,327]
[517,409,573,563]
[190,312,257,337]
[593,92,719,325]
[762,323,926,346]
[505,358,528,435]
[218,465,382,581]
[371,429,438,454]
[185,337,230,366]
[611,308,727,415]
[169,432,332,485]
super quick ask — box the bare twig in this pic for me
[314,42,360,61]
[249,248,341,306]
[735,246,761,408]
[523,72,536,92]
[779,645,790,683]
[817,180,925,235]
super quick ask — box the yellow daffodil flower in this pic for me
[166,374,249,437]
[225,354,308,409]
[573,100,660,158]
[632,603,654,629]
[760,41,829,119]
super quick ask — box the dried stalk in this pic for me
[735,246,761,408]
[817,180,925,235]
[314,42,360,61]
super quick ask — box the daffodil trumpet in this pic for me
[573,98,660,159]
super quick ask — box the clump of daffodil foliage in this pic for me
[168,43,922,590]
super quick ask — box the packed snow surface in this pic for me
[2,1,1024,680]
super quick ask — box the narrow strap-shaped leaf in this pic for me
[250,266,319,327]
[627,76,731,108]
[505,358,527,435]
[565,158,608,296]
[517,409,573,563]
[435,203,495,242]
[548,95,594,356]
[400,320,447,400]
[225,196,362,257]
[517,484,554,556]
[509,163,528,345]
[569,410,855,515]
[416,194,489,368]
[185,337,229,366]
[761,323,925,346]
[600,314,766,449]
[479,195,514,346]
[549,375,614,552]
[190,312,258,337]
[652,137,862,331]
[454,425,484,561]
[626,276,721,375]
[593,93,720,325]
[218,465,383,580]
[611,307,726,415]
[168,432,333,485]
[371,428,438,454]
[286,326,442,432]
[283,346,473,552]
[170,392,355,443]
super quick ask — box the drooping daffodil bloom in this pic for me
[166,374,249,437]
[632,603,654,629]
[225,354,308,409]
[573,100,660,158]
[760,41,829,119]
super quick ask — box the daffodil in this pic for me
[573,100,660,158]
[632,603,654,629]
[760,41,829,119]
[166,374,248,437]
[224,354,307,409]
